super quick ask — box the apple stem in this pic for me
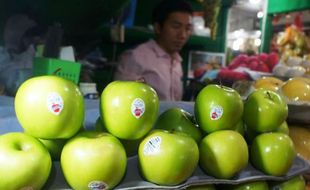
[52,68,62,75]
[219,79,223,88]
[136,77,146,83]
[266,91,273,100]
[170,128,176,134]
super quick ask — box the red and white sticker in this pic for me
[47,92,64,115]
[131,98,145,119]
[210,105,223,120]
[143,136,161,155]
[88,181,108,190]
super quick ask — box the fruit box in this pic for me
[33,57,81,84]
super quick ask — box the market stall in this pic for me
[1,0,310,189]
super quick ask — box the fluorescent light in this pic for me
[257,11,264,18]
[254,38,261,46]
[249,0,261,4]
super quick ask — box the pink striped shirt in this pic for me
[114,39,183,101]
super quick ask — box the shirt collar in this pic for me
[148,39,182,62]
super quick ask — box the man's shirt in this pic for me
[114,39,183,101]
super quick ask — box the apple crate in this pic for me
[33,57,81,84]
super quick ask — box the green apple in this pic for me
[15,76,84,139]
[100,81,159,140]
[233,119,245,136]
[154,107,202,143]
[95,116,105,132]
[277,121,289,135]
[38,138,67,161]
[0,132,52,190]
[245,121,289,145]
[244,124,260,144]
[195,84,244,133]
[219,180,269,190]
[61,130,127,189]
[95,116,143,157]
[243,89,288,133]
[250,132,296,176]
[199,130,248,179]
[269,175,306,190]
[138,129,199,186]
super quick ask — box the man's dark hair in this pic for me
[152,0,193,26]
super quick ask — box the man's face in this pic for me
[155,12,193,55]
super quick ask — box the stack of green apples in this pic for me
[0,76,306,190]
[0,75,85,189]
[148,83,302,189]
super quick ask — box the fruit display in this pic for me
[0,78,309,189]
[273,25,310,78]
[217,52,279,82]
[228,53,279,73]
[238,75,310,110]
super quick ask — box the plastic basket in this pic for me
[33,57,81,84]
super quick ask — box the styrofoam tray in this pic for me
[44,155,310,190]
[287,103,310,124]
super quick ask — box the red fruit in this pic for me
[218,69,250,81]
[258,53,269,63]
[267,52,279,70]
[248,60,259,70]
[248,55,259,62]
[194,68,206,78]
[256,62,271,73]
[228,54,249,69]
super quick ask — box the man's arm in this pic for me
[113,51,143,81]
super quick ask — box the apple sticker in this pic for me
[88,181,108,190]
[143,136,161,155]
[131,98,145,119]
[47,92,64,115]
[210,105,223,120]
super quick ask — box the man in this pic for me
[114,0,193,101]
